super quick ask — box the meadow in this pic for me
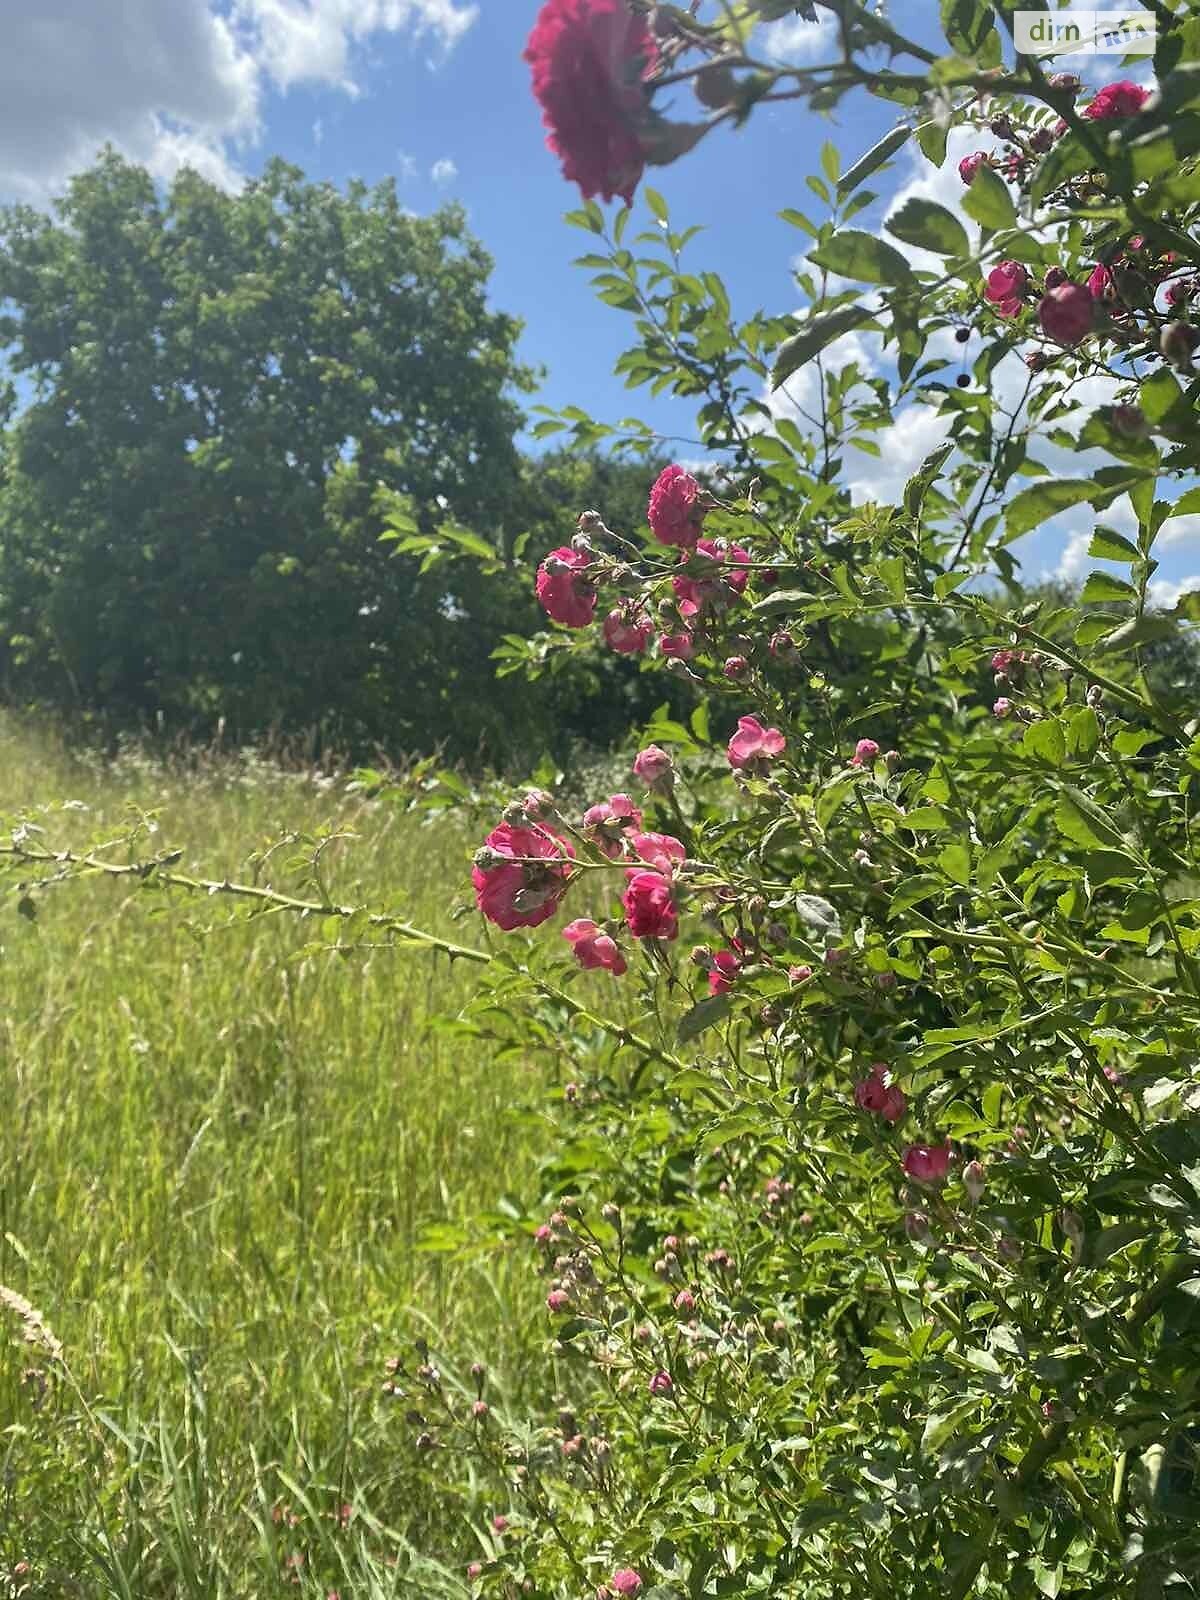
[0,719,546,1598]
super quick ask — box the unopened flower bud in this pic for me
[1058,1208,1084,1246]
[1111,403,1147,439]
[694,61,737,109]
[577,509,603,533]
[1161,321,1199,369]
[963,1159,986,1203]
[904,1212,933,1245]
[723,654,749,680]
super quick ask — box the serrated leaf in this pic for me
[809,229,914,285]
[887,197,970,257]
[678,994,730,1043]
[961,163,1017,230]
[1023,719,1065,766]
[1088,526,1140,563]
[770,305,874,390]
[1005,479,1097,538]
[1054,790,1127,852]
[1080,571,1137,604]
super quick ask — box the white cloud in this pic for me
[1147,574,1200,611]
[430,156,458,185]
[847,403,953,505]
[235,0,477,92]
[1056,529,1092,584]
[0,0,258,199]
[396,149,419,181]
[758,9,837,63]
[0,0,477,202]
[1158,513,1200,551]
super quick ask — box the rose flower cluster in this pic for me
[961,79,1198,370]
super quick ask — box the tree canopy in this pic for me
[0,152,559,755]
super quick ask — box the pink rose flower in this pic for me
[647,464,706,548]
[546,1288,571,1312]
[1037,283,1094,345]
[853,1063,907,1125]
[622,870,678,940]
[985,261,1027,305]
[633,744,674,790]
[648,1369,673,1396]
[1083,80,1151,120]
[958,152,989,185]
[1087,263,1115,301]
[583,793,643,856]
[611,1572,643,1598]
[628,831,686,874]
[902,1143,954,1184]
[603,607,653,654]
[727,715,786,770]
[993,697,1012,718]
[723,654,749,679]
[788,964,812,983]
[524,0,658,204]
[536,545,597,628]
[472,822,575,931]
[563,918,628,975]
[672,539,752,615]
[708,948,740,996]
[659,629,696,660]
[850,737,880,768]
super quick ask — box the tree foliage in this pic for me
[0,153,657,759]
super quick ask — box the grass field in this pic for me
[0,721,549,1598]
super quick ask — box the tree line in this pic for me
[0,152,666,762]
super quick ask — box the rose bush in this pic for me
[4,4,1199,1597]
[387,5,1200,1598]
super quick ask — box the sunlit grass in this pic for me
[0,720,547,1597]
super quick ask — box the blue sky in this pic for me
[3,1,1193,599]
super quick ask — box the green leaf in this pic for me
[809,230,914,285]
[837,124,912,197]
[886,197,970,257]
[1055,790,1127,852]
[1080,571,1137,604]
[1088,526,1140,563]
[916,118,948,168]
[1005,480,1099,539]
[820,140,840,185]
[678,994,731,1043]
[1141,367,1186,425]
[644,187,669,224]
[1066,708,1101,759]
[1023,719,1065,767]
[922,1396,980,1452]
[940,0,996,57]
[1030,137,1090,206]
[939,841,971,886]
[961,163,1017,231]
[771,305,874,389]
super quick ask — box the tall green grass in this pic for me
[0,721,542,1597]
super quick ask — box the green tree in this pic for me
[0,151,537,753]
